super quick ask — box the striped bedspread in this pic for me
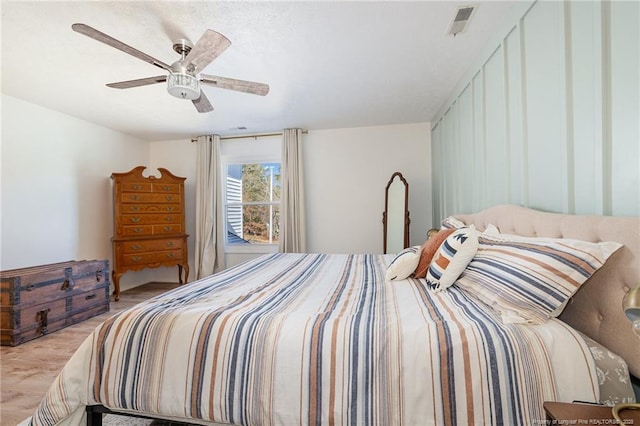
[27,253,598,426]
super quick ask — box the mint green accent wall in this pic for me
[431,0,639,224]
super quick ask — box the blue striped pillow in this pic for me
[455,234,622,323]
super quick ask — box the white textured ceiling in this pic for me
[1,1,517,141]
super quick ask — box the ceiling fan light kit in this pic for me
[167,73,201,100]
[71,23,269,113]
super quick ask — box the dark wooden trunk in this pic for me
[0,260,110,346]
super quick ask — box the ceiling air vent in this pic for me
[448,5,477,36]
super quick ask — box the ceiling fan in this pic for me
[71,23,270,113]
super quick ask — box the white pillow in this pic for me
[425,226,479,292]
[385,246,420,282]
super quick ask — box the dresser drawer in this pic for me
[123,250,184,267]
[121,204,181,214]
[122,238,184,253]
[153,224,183,234]
[120,182,152,192]
[151,183,180,193]
[121,213,182,225]
[121,224,183,236]
[121,225,153,236]
[121,193,181,204]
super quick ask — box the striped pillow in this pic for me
[425,226,478,292]
[441,216,467,230]
[385,246,421,281]
[455,234,622,323]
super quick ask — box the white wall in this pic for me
[431,0,640,223]
[0,94,154,292]
[304,123,432,254]
[147,139,198,281]
[1,93,431,287]
[146,122,431,281]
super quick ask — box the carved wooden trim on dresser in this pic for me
[111,166,189,301]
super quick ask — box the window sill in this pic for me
[224,244,279,254]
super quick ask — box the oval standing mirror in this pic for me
[383,172,410,254]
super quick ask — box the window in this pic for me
[224,162,281,248]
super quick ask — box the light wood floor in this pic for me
[1,282,180,425]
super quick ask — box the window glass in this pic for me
[225,163,280,245]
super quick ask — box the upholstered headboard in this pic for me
[453,204,640,378]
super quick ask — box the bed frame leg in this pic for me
[86,405,103,426]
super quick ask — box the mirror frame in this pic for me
[382,172,410,254]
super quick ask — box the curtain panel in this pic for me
[279,128,307,253]
[194,135,226,278]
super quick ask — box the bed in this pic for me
[21,205,639,426]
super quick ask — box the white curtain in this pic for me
[194,135,225,278]
[279,128,307,253]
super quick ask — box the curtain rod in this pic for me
[191,129,308,143]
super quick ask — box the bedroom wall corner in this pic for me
[0,94,155,292]
[430,0,640,223]
[303,122,431,254]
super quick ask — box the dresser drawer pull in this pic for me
[85,294,97,300]
[133,228,144,233]
[131,244,143,250]
[166,206,174,211]
[96,270,103,282]
[131,205,140,211]
[131,256,142,262]
[130,195,140,201]
[166,241,175,247]
[132,184,142,190]
[161,185,171,191]
[165,196,174,201]
[164,217,174,222]
[167,253,176,258]
[163,226,173,232]
[130,217,141,223]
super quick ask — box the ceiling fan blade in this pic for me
[106,76,167,89]
[200,74,270,96]
[72,23,172,72]
[192,91,214,113]
[184,30,231,74]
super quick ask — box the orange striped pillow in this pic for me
[413,229,455,278]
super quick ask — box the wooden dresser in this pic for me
[111,166,189,301]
